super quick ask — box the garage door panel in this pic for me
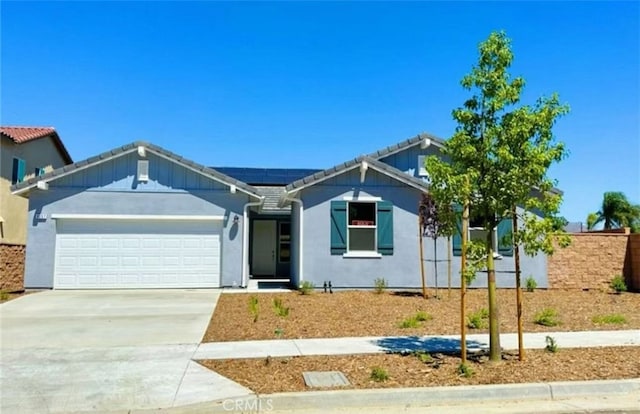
[54,219,222,289]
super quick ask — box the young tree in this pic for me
[426,31,569,361]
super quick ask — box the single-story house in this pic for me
[11,134,548,290]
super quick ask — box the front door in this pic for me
[251,220,277,276]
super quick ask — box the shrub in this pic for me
[399,317,420,329]
[610,275,627,293]
[373,277,388,294]
[467,308,489,329]
[272,298,290,318]
[0,290,9,301]
[457,362,474,378]
[416,352,433,364]
[274,328,284,338]
[370,366,389,382]
[299,281,315,295]
[545,336,558,353]
[592,314,627,325]
[525,276,537,292]
[415,311,432,322]
[534,308,560,327]
[248,296,259,323]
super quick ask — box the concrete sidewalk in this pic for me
[195,329,640,359]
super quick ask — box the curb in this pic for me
[135,378,640,413]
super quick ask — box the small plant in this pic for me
[415,311,432,322]
[299,281,315,295]
[373,277,388,294]
[416,351,433,364]
[457,362,474,378]
[274,328,284,338]
[534,308,560,327]
[545,336,558,353]
[467,308,489,329]
[525,276,537,292]
[248,296,259,323]
[399,316,420,329]
[272,298,290,318]
[610,275,627,293]
[592,314,627,325]
[0,290,9,301]
[370,366,389,382]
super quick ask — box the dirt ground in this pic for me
[199,347,640,394]
[202,289,640,342]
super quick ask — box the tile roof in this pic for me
[1,126,73,163]
[255,186,290,213]
[367,132,445,160]
[11,141,263,200]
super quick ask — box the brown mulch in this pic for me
[199,347,640,394]
[202,289,640,342]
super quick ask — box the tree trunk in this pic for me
[434,238,438,298]
[419,214,427,299]
[487,228,501,361]
[460,202,470,364]
[447,236,452,298]
[512,207,524,361]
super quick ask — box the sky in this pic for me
[1,1,638,223]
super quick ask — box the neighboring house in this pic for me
[1,126,72,292]
[1,127,72,244]
[12,135,549,290]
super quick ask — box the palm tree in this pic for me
[589,192,640,232]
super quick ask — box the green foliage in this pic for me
[415,311,432,322]
[373,277,388,294]
[457,362,474,378]
[248,296,259,323]
[298,281,315,295]
[525,276,537,292]
[399,311,432,328]
[467,308,489,329]
[586,212,599,230]
[274,328,284,338]
[272,298,290,318]
[590,192,640,232]
[416,351,433,364]
[370,366,389,382]
[610,275,628,293]
[0,290,9,301]
[592,314,627,325]
[534,308,560,327]
[398,316,420,329]
[545,336,558,353]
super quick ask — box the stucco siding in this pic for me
[1,137,69,244]
[378,144,444,179]
[24,190,248,288]
[298,169,547,289]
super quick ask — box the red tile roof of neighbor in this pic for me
[1,126,73,163]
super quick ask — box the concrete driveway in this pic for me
[0,290,252,413]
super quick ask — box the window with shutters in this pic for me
[452,207,513,258]
[12,158,26,184]
[330,200,393,257]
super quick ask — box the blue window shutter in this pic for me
[452,204,462,256]
[377,201,394,255]
[36,167,45,177]
[330,201,347,255]
[497,218,514,256]
[12,158,25,184]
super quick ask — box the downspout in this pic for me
[282,194,304,285]
[242,198,264,288]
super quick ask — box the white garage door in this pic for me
[54,218,222,289]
